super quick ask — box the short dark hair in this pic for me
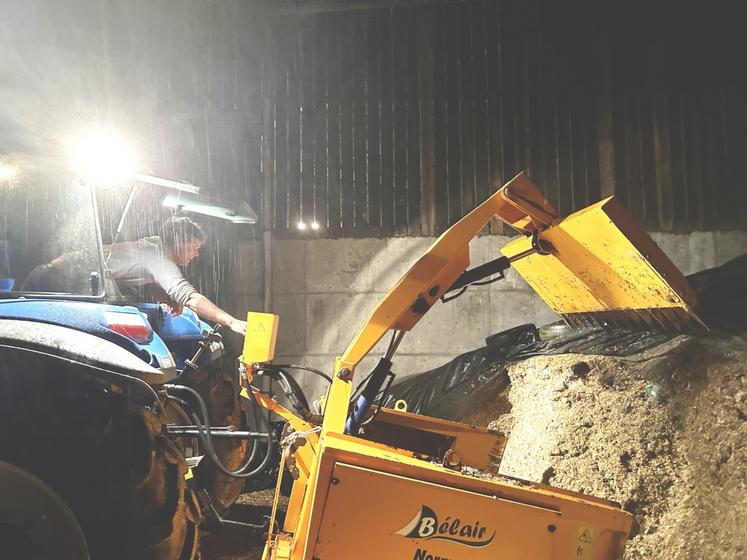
[163,216,206,247]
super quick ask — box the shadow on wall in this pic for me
[271,234,558,404]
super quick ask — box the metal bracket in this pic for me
[184,325,222,371]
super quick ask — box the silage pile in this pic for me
[489,334,747,559]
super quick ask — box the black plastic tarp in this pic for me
[384,254,747,421]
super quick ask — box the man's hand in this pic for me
[185,293,247,335]
[228,318,247,335]
[167,302,184,316]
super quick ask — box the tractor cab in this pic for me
[0,173,105,299]
[0,161,255,376]
[0,156,260,560]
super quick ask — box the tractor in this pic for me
[0,157,268,560]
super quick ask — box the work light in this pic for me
[70,127,137,184]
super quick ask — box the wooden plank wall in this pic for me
[2,0,268,302]
[263,0,747,237]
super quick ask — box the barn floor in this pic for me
[202,490,285,560]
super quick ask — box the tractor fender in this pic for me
[0,319,172,385]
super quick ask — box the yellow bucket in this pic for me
[498,174,705,331]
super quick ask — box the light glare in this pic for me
[0,164,16,179]
[71,127,137,184]
[310,221,320,231]
[296,221,307,230]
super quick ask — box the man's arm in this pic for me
[140,243,247,335]
[186,292,247,335]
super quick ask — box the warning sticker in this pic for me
[572,525,594,559]
[242,312,279,363]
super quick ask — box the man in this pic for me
[107,216,247,335]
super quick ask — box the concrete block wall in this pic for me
[268,235,553,401]
[252,231,747,402]
[224,240,264,357]
[650,231,747,275]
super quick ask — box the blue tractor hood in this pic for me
[137,304,215,371]
[0,299,176,374]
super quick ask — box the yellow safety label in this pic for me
[184,468,194,481]
[572,525,594,559]
[243,312,280,364]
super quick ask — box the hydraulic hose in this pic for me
[164,394,201,456]
[268,364,332,385]
[169,385,264,473]
[254,367,316,423]
[346,357,393,435]
[164,384,275,479]
[274,370,312,421]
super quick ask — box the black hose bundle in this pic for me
[163,384,274,479]
[252,364,331,423]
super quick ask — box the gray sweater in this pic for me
[106,236,197,306]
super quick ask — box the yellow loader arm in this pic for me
[249,172,701,560]
[337,171,703,376]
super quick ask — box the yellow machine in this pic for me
[240,172,703,560]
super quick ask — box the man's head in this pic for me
[163,216,206,266]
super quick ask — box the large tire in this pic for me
[0,460,89,560]
[101,408,201,560]
[176,366,252,513]
[0,348,201,560]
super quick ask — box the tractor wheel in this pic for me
[0,351,201,560]
[177,366,252,513]
[0,460,89,560]
[98,408,202,560]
